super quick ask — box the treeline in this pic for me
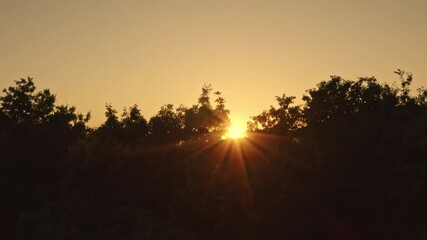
[246,70,427,239]
[0,78,230,145]
[0,70,426,239]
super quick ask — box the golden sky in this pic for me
[1,0,426,126]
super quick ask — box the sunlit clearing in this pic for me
[222,123,247,140]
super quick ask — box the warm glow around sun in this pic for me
[222,123,247,140]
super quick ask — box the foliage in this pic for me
[0,77,56,123]
[183,84,230,138]
[247,94,303,136]
[122,104,149,140]
[149,104,183,143]
[96,84,230,144]
[1,72,426,239]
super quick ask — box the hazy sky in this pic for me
[1,0,426,126]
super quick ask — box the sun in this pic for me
[222,123,247,140]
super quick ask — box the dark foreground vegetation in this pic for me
[1,70,426,239]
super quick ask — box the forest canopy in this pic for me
[1,71,426,239]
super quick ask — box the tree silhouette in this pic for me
[95,84,230,144]
[0,77,55,123]
[248,94,303,137]
[121,104,148,140]
[149,104,183,143]
[0,77,91,136]
[1,73,426,239]
[183,84,230,139]
[103,103,121,129]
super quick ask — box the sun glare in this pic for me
[222,123,247,140]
